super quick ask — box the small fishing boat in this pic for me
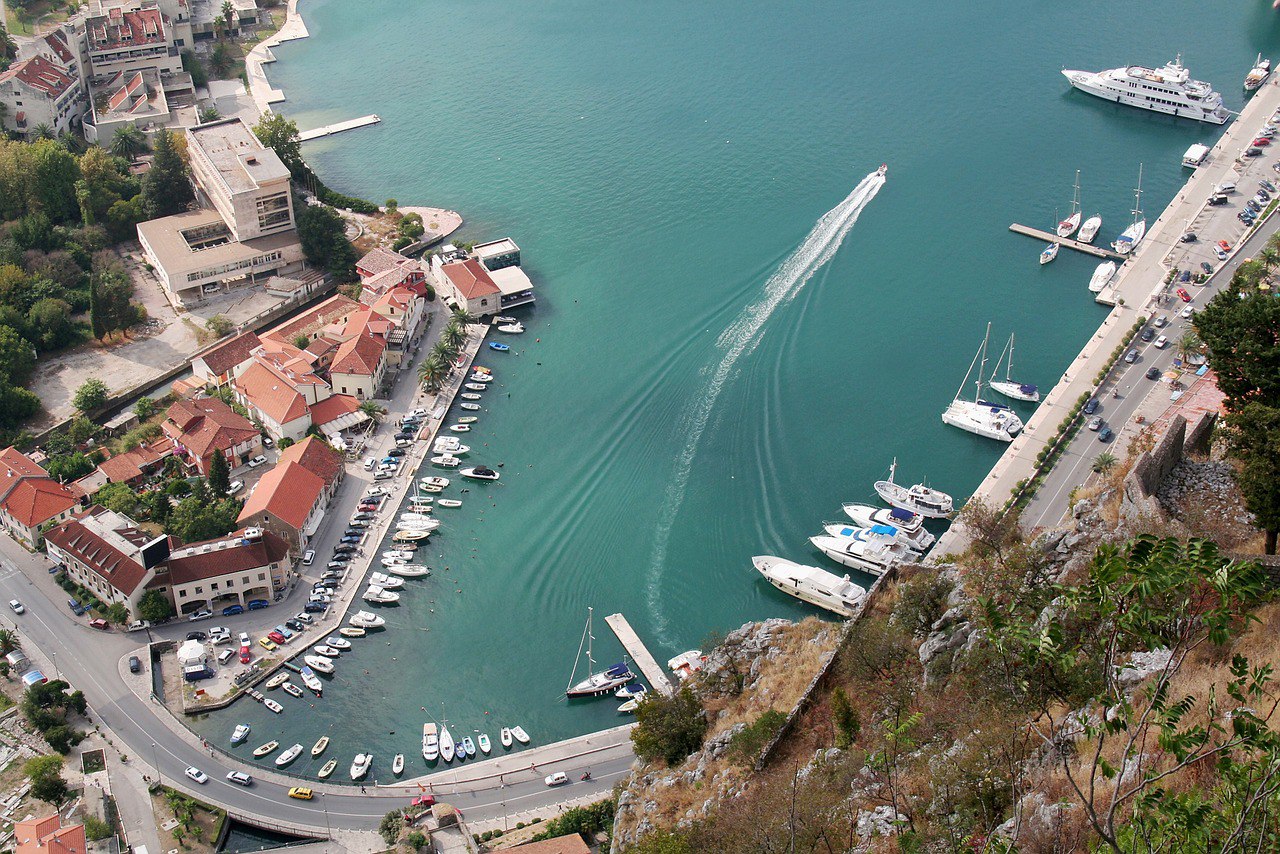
[488,342,510,352]
[618,698,640,713]
[282,682,304,698]
[386,563,430,577]
[383,550,414,561]
[449,424,471,432]
[263,698,283,714]
[339,627,367,638]
[422,723,440,761]
[370,572,406,589]
[497,322,524,334]
[350,753,372,780]
[468,373,493,383]
[312,736,330,756]
[458,415,479,423]
[477,733,491,754]
[494,316,518,324]
[464,384,488,392]
[440,727,456,762]
[874,458,954,518]
[393,753,405,776]
[500,727,513,749]
[461,736,476,758]
[231,723,251,745]
[431,455,461,467]
[472,365,493,374]
[318,758,337,779]
[1039,242,1059,265]
[512,726,530,744]
[300,666,325,692]
[313,644,341,657]
[420,476,450,490]
[461,392,483,400]
[436,499,463,508]
[253,740,279,758]
[265,673,289,690]
[275,743,303,766]
[349,611,386,628]
[394,529,432,541]
[304,656,336,675]
[363,586,401,604]
[459,403,481,411]
[325,637,351,650]
[460,466,499,481]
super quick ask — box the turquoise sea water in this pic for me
[192,1,1280,777]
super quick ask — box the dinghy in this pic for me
[282,682,303,698]
[437,499,463,508]
[464,384,488,392]
[263,698,283,713]
[253,740,279,757]
[478,733,491,754]
[431,456,461,467]
[458,416,478,423]
[265,673,288,690]
[512,726,530,744]
[501,727,513,749]
[488,342,510,352]
[393,753,405,776]
[461,736,476,758]
[461,392,483,400]
[318,758,337,778]
[325,637,351,650]
[339,627,367,638]
[449,424,471,432]
[312,736,329,756]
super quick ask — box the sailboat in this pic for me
[987,333,1040,402]
[940,323,1024,442]
[565,607,635,698]
[1039,242,1059,265]
[1112,165,1146,256]
[1056,171,1083,237]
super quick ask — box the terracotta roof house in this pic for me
[278,436,344,488]
[14,813,87,854]
[430,240,535,316]
[261,294,360,347]
[330,331,387,400]
[148,528,290,616]
[356,247,425,303]
[369,287,426,364]
[236,460,327,552]
[308,393,366,435]
[0,55,84,140]
[162,397,262,475]
[192,331,261,387]
[505,835,592,854]
[43,506,171,612]
[0,448,80,548]
[233,360,312,442]
[97,437,175,486]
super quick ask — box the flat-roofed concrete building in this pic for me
[187,117,294,240]
[430,237,535,317]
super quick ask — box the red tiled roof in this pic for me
[234,361,309,425]
[0,56,75,99]
[43,32,74,65]
[277,436,343,486]
[331,332,385,376]
[162,529,289,585]
[198,331,261,377]
[441,259,500,299]
[43,507,151,597]
[237,461,324,531]
[88,8,165,51]
[162,398,257,462]
[262,294,359,345]
[98,437,174,484]
[356,247,412,278]
[308,394,360,430]
[506,835,592,854]
[14,813,86,854]
[0,447,49,480]
[0,448,77,528]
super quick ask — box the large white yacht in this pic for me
[810,527,911,575]
[1062,56,1231,125]
[941,323,1024,442]
[752,556,867,618]
[841,503,936,552]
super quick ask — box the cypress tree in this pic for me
[207,449,230,496]
[88,278,105,340]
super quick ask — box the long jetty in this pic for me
[604,613,674,697]
[1008,223,1124,260]
[298,115,381,142]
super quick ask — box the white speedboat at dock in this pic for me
[1077,213,1102,244]
[231,723,251,745]
[350,611,386,628]
[874,458,954,518]
[370,571,405,589]
[422,723,439,761]
[752,555,867,618]
[511,726,530,744]
[363,585,401,604]
[1088,260,1117,293]
[325,637,351,650]
[299,668,324,695]
[432,456,461,467]
[420,476,450,490]
[350,753,372,780]
[809,528,909,576]
[303,656,335,675]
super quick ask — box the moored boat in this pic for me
[449,424,471,432]
[420,476,450,490]
[809,528,910,576]
[349,611,385,628]
[312,736,329,756]
[263,698,283,713]
[461,392,483,400]
[464,383,488,392]
[1057,171,1083,238]
[497,322,524,334]
[304,657,335,676]
[1246,54,1272,91]
[318,758,337,778]
[253,740,279,757]
[282,682,303,698]
[1077,214,1103,243]
[300,665,327,689]
[457,416,479,423]
[385,563,430,577]
[511,726,530,744]
[1039,242,1059,265]
[265,673,289,690]
[325,637,351,650]
[1088,260,1117,293]
[940,324,1023,442]
[275,743,303,766]
[436,499,463,508]
[1062,57,1231,124]
[459,403,481,411]
[393,753,405,776]
[460,466,499,481]
[370,571,405,589]
[363,585,401,604]
[350,753,372,780]
[1112,165,1146,256]
[619,698,640,713]
[874,458,954,518]
[478,733,491,754]
[752,555,867,618]
[987,333,1040,402]
[339,626,367,638]
[394,529,432,541]
[840,504,935,552]
[488,342,510,351]
[313,644,341,657]
[440,727,456,762]
[461,736,476,758]
[231,723,251,745]
[566,607,635,698]
[500,727,513,749]
[422,723,439,761]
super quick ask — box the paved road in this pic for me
[1023,197,1280,531]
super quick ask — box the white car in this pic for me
[302,549,315,566]
[8,600,23,614]
[247,455,268,468]
[238,632,250,646]
[184,766,208,784]
[1154,335,1169,349]
[1153,315,1168,328]
[1215,247,1228,261]
[409,408,427,418]
[365,487,390,498]
[188,609,213,622]
[544,772,569,787]
[1181,306,1196,319]
[227,480,244,495]
[226,771,253,786]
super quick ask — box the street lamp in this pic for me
[151,741,162,786]
[50,651,57,680]
[320,793,331,838]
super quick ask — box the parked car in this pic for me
[386,448,406,458]
[1245,147,1263,157]
[302,549,315,566]
[1262,180,1277,193]
[1216,247,1229,260]
[262,435,274,447]
[188,609,213,622]
[1154,315,1168,328]
[258,638,277,651]
[267,631,287,644]
[1140,328,1154,342]
[340,535,361,545]
[238,631,251,646]
[285,619,304,633]
[294,612,314,624]
[1254,137,1273,146]
[216,648,235,665]
[1178,269,1192,283]
[186,631,207,641]
[1176,288,1192,302]
[239,646,251,664]
[1083,398,1099,415]
[1217,240,1232,252]
[1154,335,1169,349]
[1087,416,1103,431]
[228,480,244,495]
[1201,262,1215,275]
[66,598,84,615]
[9,600,23,614]
[222,604,244,616]
[363,458,376,471]
[226,771,253,786]
[304,602,327,614]
[184,767,208,784]
[1181,305,1197,319]
[1123,349,1139,364]
[1179,232,1197,243]
[1146,366,1162,380]
[273,625,293,639]
[89,618,109,630]
[1098,426,1114,443]
[247,455,268,468]
[129,655,141,673]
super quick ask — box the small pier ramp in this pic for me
[298,114,381,142]
[605,613,674,697]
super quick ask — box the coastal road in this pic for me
[1022,207,1280,531]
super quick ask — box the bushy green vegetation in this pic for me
[528,799,615,844]
[631,686,707,767]
[22,679,86,755]
[166,479,242,542]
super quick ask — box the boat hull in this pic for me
[1062,69,1229,125]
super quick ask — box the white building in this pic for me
[187,117,295,240]
[430,238,534,317]
[0,55,85,139]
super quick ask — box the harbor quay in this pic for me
[932,76,1280,557]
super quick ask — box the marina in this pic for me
[1008,223,1124,260]
[603,613,675,698]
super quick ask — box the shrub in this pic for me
[206,315,234,337]
[83,815,112,841]
[528,799,615,843]
[727,708,787,765]
[632,686,707,766]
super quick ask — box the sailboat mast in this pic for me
[974,322,992,403]
[1071,170,1081,216]
[954,335,984,401]
[1007,333,1016,382]
[1133,163,1144,224]
[586,606,596,672]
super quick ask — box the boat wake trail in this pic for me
[644,169,886,643]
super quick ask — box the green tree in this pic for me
[1224,402,1280,554]
[45,452,94,482]
[181,50,208,88]
[252,113,302,171]
[106,602,129,624]
[198,105,221,124]
[451,307,477,326]
[90,267,139,338]
[137,589,174,623]
[141,130,192,220]
[0,324,35,384]
[133,397,156,420]
[358,400,384,422]
[110,125,148,163]
[416,353,448,392]
[142,489,171,524]
[0,24,16,61]
[210,41,233,75]
[378,810,402,846]
[1091,451,1117,475]
[26,298,76,351]
[404,830,426,850]
[220,0,235,33]
[207,450,230,496]
[631,686,707,767]
[95,482,138,516]
[105,194,144,243]
[206,314,234,338]
[440,319,467,353]
[1195,288,1280,405]
[831,686,859,748]
[73,377,108,412]
[166,482,241,541]
[292,333,310,349]
[296,202,356,280]
[24,755,66,805]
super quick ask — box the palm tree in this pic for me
[31,123,54,140]
[1092,452,1117,475]
[430,338,456,365]
[1261,247,1280,273]
[1177,330,1202,360]
[220,0,235,34]
[198,105,221,124]
[358,400,385,422]
[111,125,148,162]
[57,130,85,154]
[417,354,448,391]
[441,321,467,353]
[451,307,477,327]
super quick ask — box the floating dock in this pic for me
[604,613,675,697]
[298,114,381,142]
[1008,223,1124,260]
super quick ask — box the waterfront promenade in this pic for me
[932,78,1280,557]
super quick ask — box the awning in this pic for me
[313,410,369,434]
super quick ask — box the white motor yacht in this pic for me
[460,466,500,481]
[397,519,441,533]
[941,324,1024,441]
[809,529,909,576]
[1062,56,1231,124]
[668,650,706,681]
[420,476,450,490]
[385,563,430,577]
[299,667,325,693]
[498,322,524,334]
[1246,54,1272,91]
[350,611,386,628]
[1077,214,1103,244]
[303,656,335,675]
[325,637,351,650]
[752,556,867,618]
[369,571,405,589]
[1088,260,1117,293]
[363,585,401,604]
[839,504,936,551]
[350,753,372,780]
[874,458,954,518]
[422,723,439,761]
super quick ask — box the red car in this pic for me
[1217,240,1232,252]
[239,645,251,664]
[267,631,287,644]
[1176,287,1192,302]
[1253,137,1272,146]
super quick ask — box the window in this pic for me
[211,582,219,590]
[195,586,203,594]
[226,578,234,587]
[258,573,266,581]
[178,589,187,598]
[341,386,347,393]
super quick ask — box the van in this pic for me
[1216,181,1237,194]
[1209,193,1229,206]
[363,458,376,471]
[216,648,235,665]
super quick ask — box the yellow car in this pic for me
[258,638,277,651]
[287,787,314,800]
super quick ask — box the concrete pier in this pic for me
[604,613,675,697]
[298,114,381,142]
[1008,223,1124,260]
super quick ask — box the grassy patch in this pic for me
[5,0,70,35]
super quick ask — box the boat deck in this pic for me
[604,613,674,697]
[1008,223,1125,260]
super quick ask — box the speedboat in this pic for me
[461,736,476,758]
[1077,214,1102,243]
[512,726,530,744]
[841,504,936,552]
[1088,260,1117,293]
[303,657,334,676]
[397,519,441,532]
[440,727,456,762]
[458,416,479,423]
[263,698,283,713]
[350,611,386,628]
[325,637,351,650]
[339,627,367,638]
[874,458,954,518]
[488,342,510,352]
[370,571,406,589]
[752,555,867,618]
[461,392,483,400]
[616,683,648,700]
[433,439,467,453]
[318,758,337,779]
[810,528,911,576]
[460,403,481,411]
[393,753,405,776]
[464,384,488,392]
[420,477,450,490]
[313,644,341,657]
[498,322,524,334]
[618,699,640,713]
[394,529,432,541]
[500,727,513,748]
[363,585,401,604]
[385,563,430,577]
[275,743,303,766]
[460,466,499,481]
[265,673,289,690]
[449,424,471,432]
[1039,242,1058,265]
[231,724,251,745]
[477,733,491,754]
[282,682,303,698]
[432,456,461,467]
[312,736,330,756]
[1246,54,1272,91]
[253,740,279,757]
[436,499,463,508]
[422,723,440,761]
[383,550,415,561]
[495,316,519,324]
[350,753,372,780]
